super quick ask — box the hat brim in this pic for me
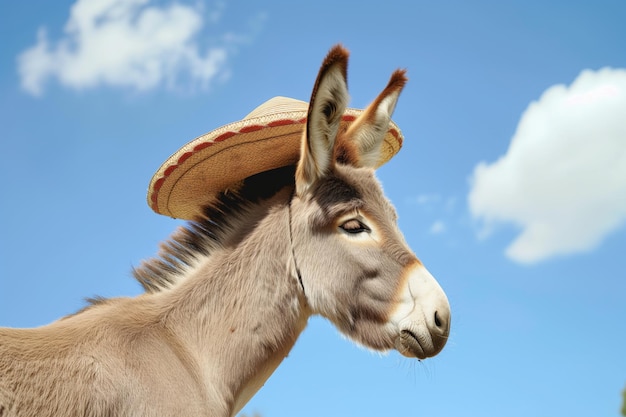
[148,107,403,220]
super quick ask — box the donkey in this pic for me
[0,45,450,417]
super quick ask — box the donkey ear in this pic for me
[335,69,407,168]
[296,45,350,196]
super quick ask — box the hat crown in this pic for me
[244,97,308,120]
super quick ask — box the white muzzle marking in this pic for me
[389,263,450,359]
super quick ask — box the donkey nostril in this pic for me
[434,311,442,328]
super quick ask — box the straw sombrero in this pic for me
[148,96,403,220]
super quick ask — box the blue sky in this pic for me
[1,1,625,416]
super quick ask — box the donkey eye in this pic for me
[339,219,371,234]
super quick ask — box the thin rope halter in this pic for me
[287,192,306,297]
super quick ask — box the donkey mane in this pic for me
[132,164,367,294]
[133,165,296,293]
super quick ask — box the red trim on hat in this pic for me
[214,131,236,143]
[389,128,402,146]
[239,125,264,134]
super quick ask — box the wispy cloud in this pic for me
[414,193,441,206]
[409,194,458,238]
[17,0,262,96]
[413,194,456,212]
[468,67,626,264]
[429,221,446,235]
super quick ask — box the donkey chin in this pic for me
[388,262,450,359]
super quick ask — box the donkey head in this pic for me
[291,45,450,359]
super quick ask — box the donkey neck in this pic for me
[157,187,309,416]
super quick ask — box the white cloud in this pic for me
[17,0,248,95]
[468,67,626,264]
